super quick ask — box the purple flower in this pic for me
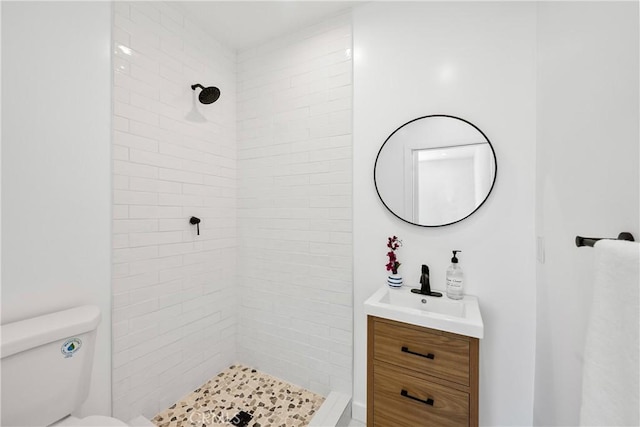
[385,236,402,274]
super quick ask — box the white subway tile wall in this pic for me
[112,2,237,420]
[236,14,353,396]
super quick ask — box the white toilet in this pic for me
[1,305,151,427]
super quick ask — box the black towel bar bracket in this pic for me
[575,232,635,247]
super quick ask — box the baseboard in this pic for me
[351,400,366,424]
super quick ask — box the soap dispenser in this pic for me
[446,250,464,300]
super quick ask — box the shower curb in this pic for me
[308,392,352,427]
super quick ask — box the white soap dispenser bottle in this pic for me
[446,250,464,300]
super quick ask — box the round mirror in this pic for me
[374,115,497,227]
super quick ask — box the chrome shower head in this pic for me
[191,83,221,104]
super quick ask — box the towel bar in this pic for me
[575,232,635,247]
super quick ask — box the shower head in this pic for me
[191,83,220,104]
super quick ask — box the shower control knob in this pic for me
[189,216,201,235]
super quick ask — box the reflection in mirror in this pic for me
[375,115,497,227]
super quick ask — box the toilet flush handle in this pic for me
[189,216,201,235]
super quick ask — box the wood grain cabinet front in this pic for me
[367,316,479,427]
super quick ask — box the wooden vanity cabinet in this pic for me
[367,316,479,427]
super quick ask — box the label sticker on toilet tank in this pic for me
[61,338,82,358]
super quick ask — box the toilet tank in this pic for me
[1,306,101,426]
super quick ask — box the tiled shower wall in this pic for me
[111,2,237,419]
[236,13,353,396]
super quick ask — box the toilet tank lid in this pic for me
[1,305,101,359]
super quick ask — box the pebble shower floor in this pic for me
[152,365,325,427]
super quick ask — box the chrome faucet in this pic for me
[411,264,443,297]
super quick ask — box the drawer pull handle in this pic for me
[401,346,435,359]
[401,389,434,406]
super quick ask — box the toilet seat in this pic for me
[76,416,129,426]
[55,415,129,427]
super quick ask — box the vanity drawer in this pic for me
[373,318,470,386]
[373,361,469,427]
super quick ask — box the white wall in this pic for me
[1,1,112,417]
[353,2,537,425]
[110,2,237,419]
[534,2,640,425]
[236,13,353,396]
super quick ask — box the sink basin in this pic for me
[364,286,484,338]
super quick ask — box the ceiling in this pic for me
[172,1,360,51]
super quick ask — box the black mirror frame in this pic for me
[373,114,498,227]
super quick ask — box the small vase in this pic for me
[387,273,403,288]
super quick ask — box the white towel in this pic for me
[580,239,640,426]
